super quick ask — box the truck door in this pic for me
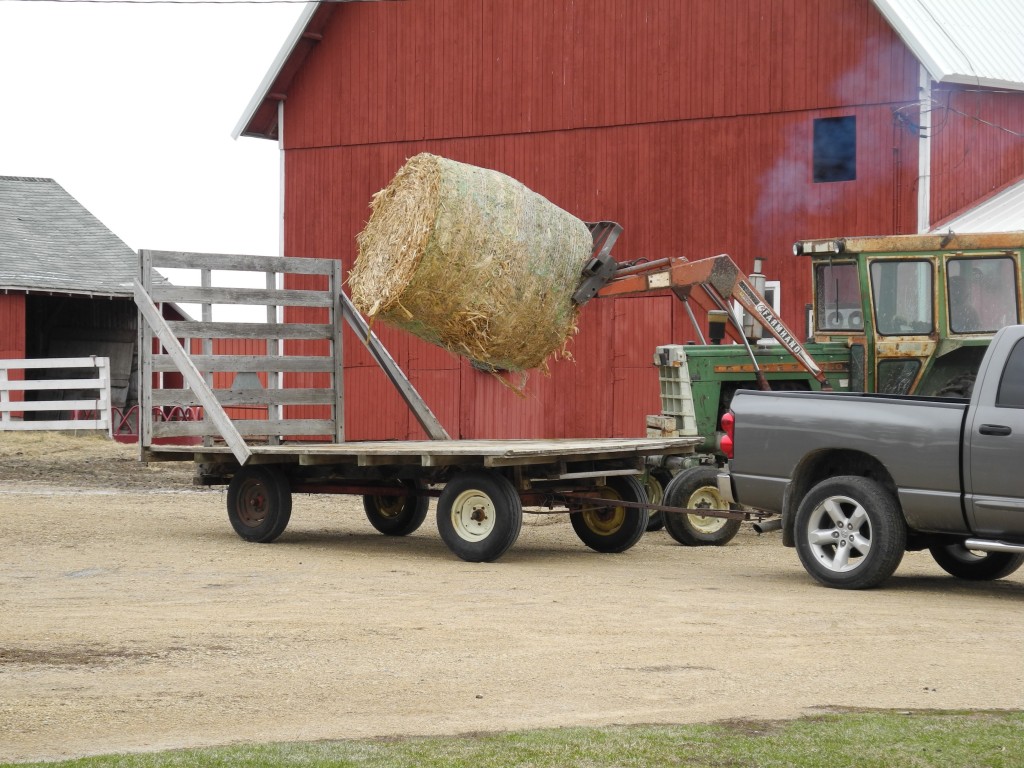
[964,331,1024,537]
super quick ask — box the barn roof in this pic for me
[234,0,1024,141]
[0,176,137,298]
[233,0,383,141]
[872,0,1024,92]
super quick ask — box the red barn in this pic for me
[235,0,1024,440]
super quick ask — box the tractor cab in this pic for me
[796,232,1024,396]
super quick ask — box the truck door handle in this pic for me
[979,424,1012,436]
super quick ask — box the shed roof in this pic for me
[0,176,137,298]
[932,176,1024,234]
[872,0,1024,92]
[234,0,1024,141]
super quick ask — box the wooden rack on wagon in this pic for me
[134,247,701,562]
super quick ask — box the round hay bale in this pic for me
[350,153,593,372]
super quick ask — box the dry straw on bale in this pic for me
[350,153,593,373]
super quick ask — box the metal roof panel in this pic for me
[873,0,1024,91]
[932,176,1024,234]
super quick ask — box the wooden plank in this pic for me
[152,419,336,438]
[139,250,154,449]
[149,285,334,308]
[142,250,335,275]
[0,357,110,370]
[151,355,336,374]
[0,419,108,431]
[331,259,344,443]
[134,279,252,465]
[151,388,335,407]
[1,378,106,391]
[0,399,105,413]
[165,321,334,341]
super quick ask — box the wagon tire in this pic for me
[794,475,906,589]
[227,465,292,543]
[363,481,429,536]
[570,475,649,553]
[662,466,742,546]
[642,469,672,531]
[436,471,523,562]
[928,542,1024,581]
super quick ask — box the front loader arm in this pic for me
[596,254,830,389]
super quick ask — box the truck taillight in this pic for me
[720,411,735,459]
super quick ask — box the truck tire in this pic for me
[436,470,523,562]
[641,469,672,532]
[227,465,292,543]
[662,466,742,546]
[928,542,1024,581]
[570,475,649,553]
[363,481,429,536]
[794,476,906,589]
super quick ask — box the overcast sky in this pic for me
[0,0,307,257]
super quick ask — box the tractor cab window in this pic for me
[814,262,863,331]
[948,257,1019,334]
[871,259,933,336]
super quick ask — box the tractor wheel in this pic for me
[641,469,672,531]
[662,466,742,546]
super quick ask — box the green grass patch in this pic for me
[8,710,1023,768]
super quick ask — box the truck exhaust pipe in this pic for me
[964,538,1024,555]
[752,517,783,534]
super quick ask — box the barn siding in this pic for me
[0,292,26,407]
[274,0,1016,440]
[930,88,1024,226]
[283,0,917,149]
[0,292,26,360]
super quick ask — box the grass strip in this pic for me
[7,710,1023,768]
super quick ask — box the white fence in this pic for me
[0,357,113,436]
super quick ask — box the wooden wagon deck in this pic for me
[133,251,703,561]
[144,436,700,469]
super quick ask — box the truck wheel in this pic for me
[641,469,672,531]
[227,465,292,543]
[928,543,1024,581]
[570,475,649,553]
[436,471,523,562]
[662,466,742,546]
[794,476,906,589]
[363,481,429,536]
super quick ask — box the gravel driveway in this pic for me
[2,433,1022,762]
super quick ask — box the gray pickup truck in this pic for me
[721,325,1024,589]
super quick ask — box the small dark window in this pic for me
[813,116,856,183]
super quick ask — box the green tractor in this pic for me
[648,231,1024,545]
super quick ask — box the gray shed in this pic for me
[0,176,138,409]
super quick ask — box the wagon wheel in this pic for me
[570,475,649,553]
[436,470,523,562]
[641,468,672,532]
[363,480,429,536]
[226,465,292,543]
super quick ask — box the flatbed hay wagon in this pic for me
[134,250,701,562]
